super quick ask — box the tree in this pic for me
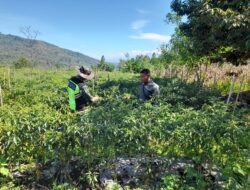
[170,28,198,67]
[169,0,250,64]
[13,57,32,69]
[100,55,105,66]
[105,63,115,72]
[98,55,106,70]
[151,53,158,65]
[20,26,40,42]
[119,55,153,73]
[97,55,115,72]
[19,26,41,64]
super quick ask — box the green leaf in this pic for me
[0,167,11,177]
[233,164,246,176]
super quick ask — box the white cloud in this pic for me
[130,33,171,42]
[131,20,150,30]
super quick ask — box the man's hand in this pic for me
[91,96,101,103]
[122,93,135,101]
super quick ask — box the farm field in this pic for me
[1,0,250,189]
[0,68,249,189]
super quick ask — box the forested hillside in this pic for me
[0,33,99,68]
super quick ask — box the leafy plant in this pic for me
[0,68,249,189]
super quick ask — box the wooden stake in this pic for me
[8,67,11,88]
[202,73,206,86]
[199,63,202,81]
[226,75,236,104]
[233,76,244,112]
[174,68,177,78]
[195,69,200,82]
[92,77,95,91]
[169,65,172,78]
[0,85,3,106]
[181,66,185,80]
[213,73,217,87]
[3,72,6,86]
[186,69,189,82]
[13,68,15,84]
[108,73,110,81]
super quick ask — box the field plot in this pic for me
[0,68,249,189]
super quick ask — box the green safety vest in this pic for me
[68,80,80,111]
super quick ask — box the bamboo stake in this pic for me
[0,85,3,106]
[226,75,236,104]
[169,65,172,78]
[92,77,95,91]
[108,73,110,82]
[186,69,189,82]
[195,69,200,82]
[8,67,11,88]
[202,73,206,86]
[165,70,168,78]
[174,68,177,78]
[181,66,185,80]
[3,72,6,86]
[199,63,202,82]
[13,68,15,84]
[213,73,217,87]
[233,76,244,113]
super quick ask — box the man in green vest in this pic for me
[68,66,100,112]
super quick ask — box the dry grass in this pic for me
[160,64,250,92]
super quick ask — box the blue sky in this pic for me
[0,0,175,62]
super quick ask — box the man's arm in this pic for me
[139,84,146,101]
[82,85,92,102]
[82,85,100,103]
[153,85,160,98]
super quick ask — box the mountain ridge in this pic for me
[0,33,99,68]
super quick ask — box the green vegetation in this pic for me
[118,30,204,73]
[0,1,249,189]
[95,55,115,72]
[120,0,249,74]
[169,0,249,64]
[13,57,32,69]
[0,68,249,189]
[119,54,160,73]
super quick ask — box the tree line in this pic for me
[118,0,249,73]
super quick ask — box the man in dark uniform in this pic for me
[68,66,99,112]
[139,69,160,101]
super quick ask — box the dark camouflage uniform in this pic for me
[139,80,160,101]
